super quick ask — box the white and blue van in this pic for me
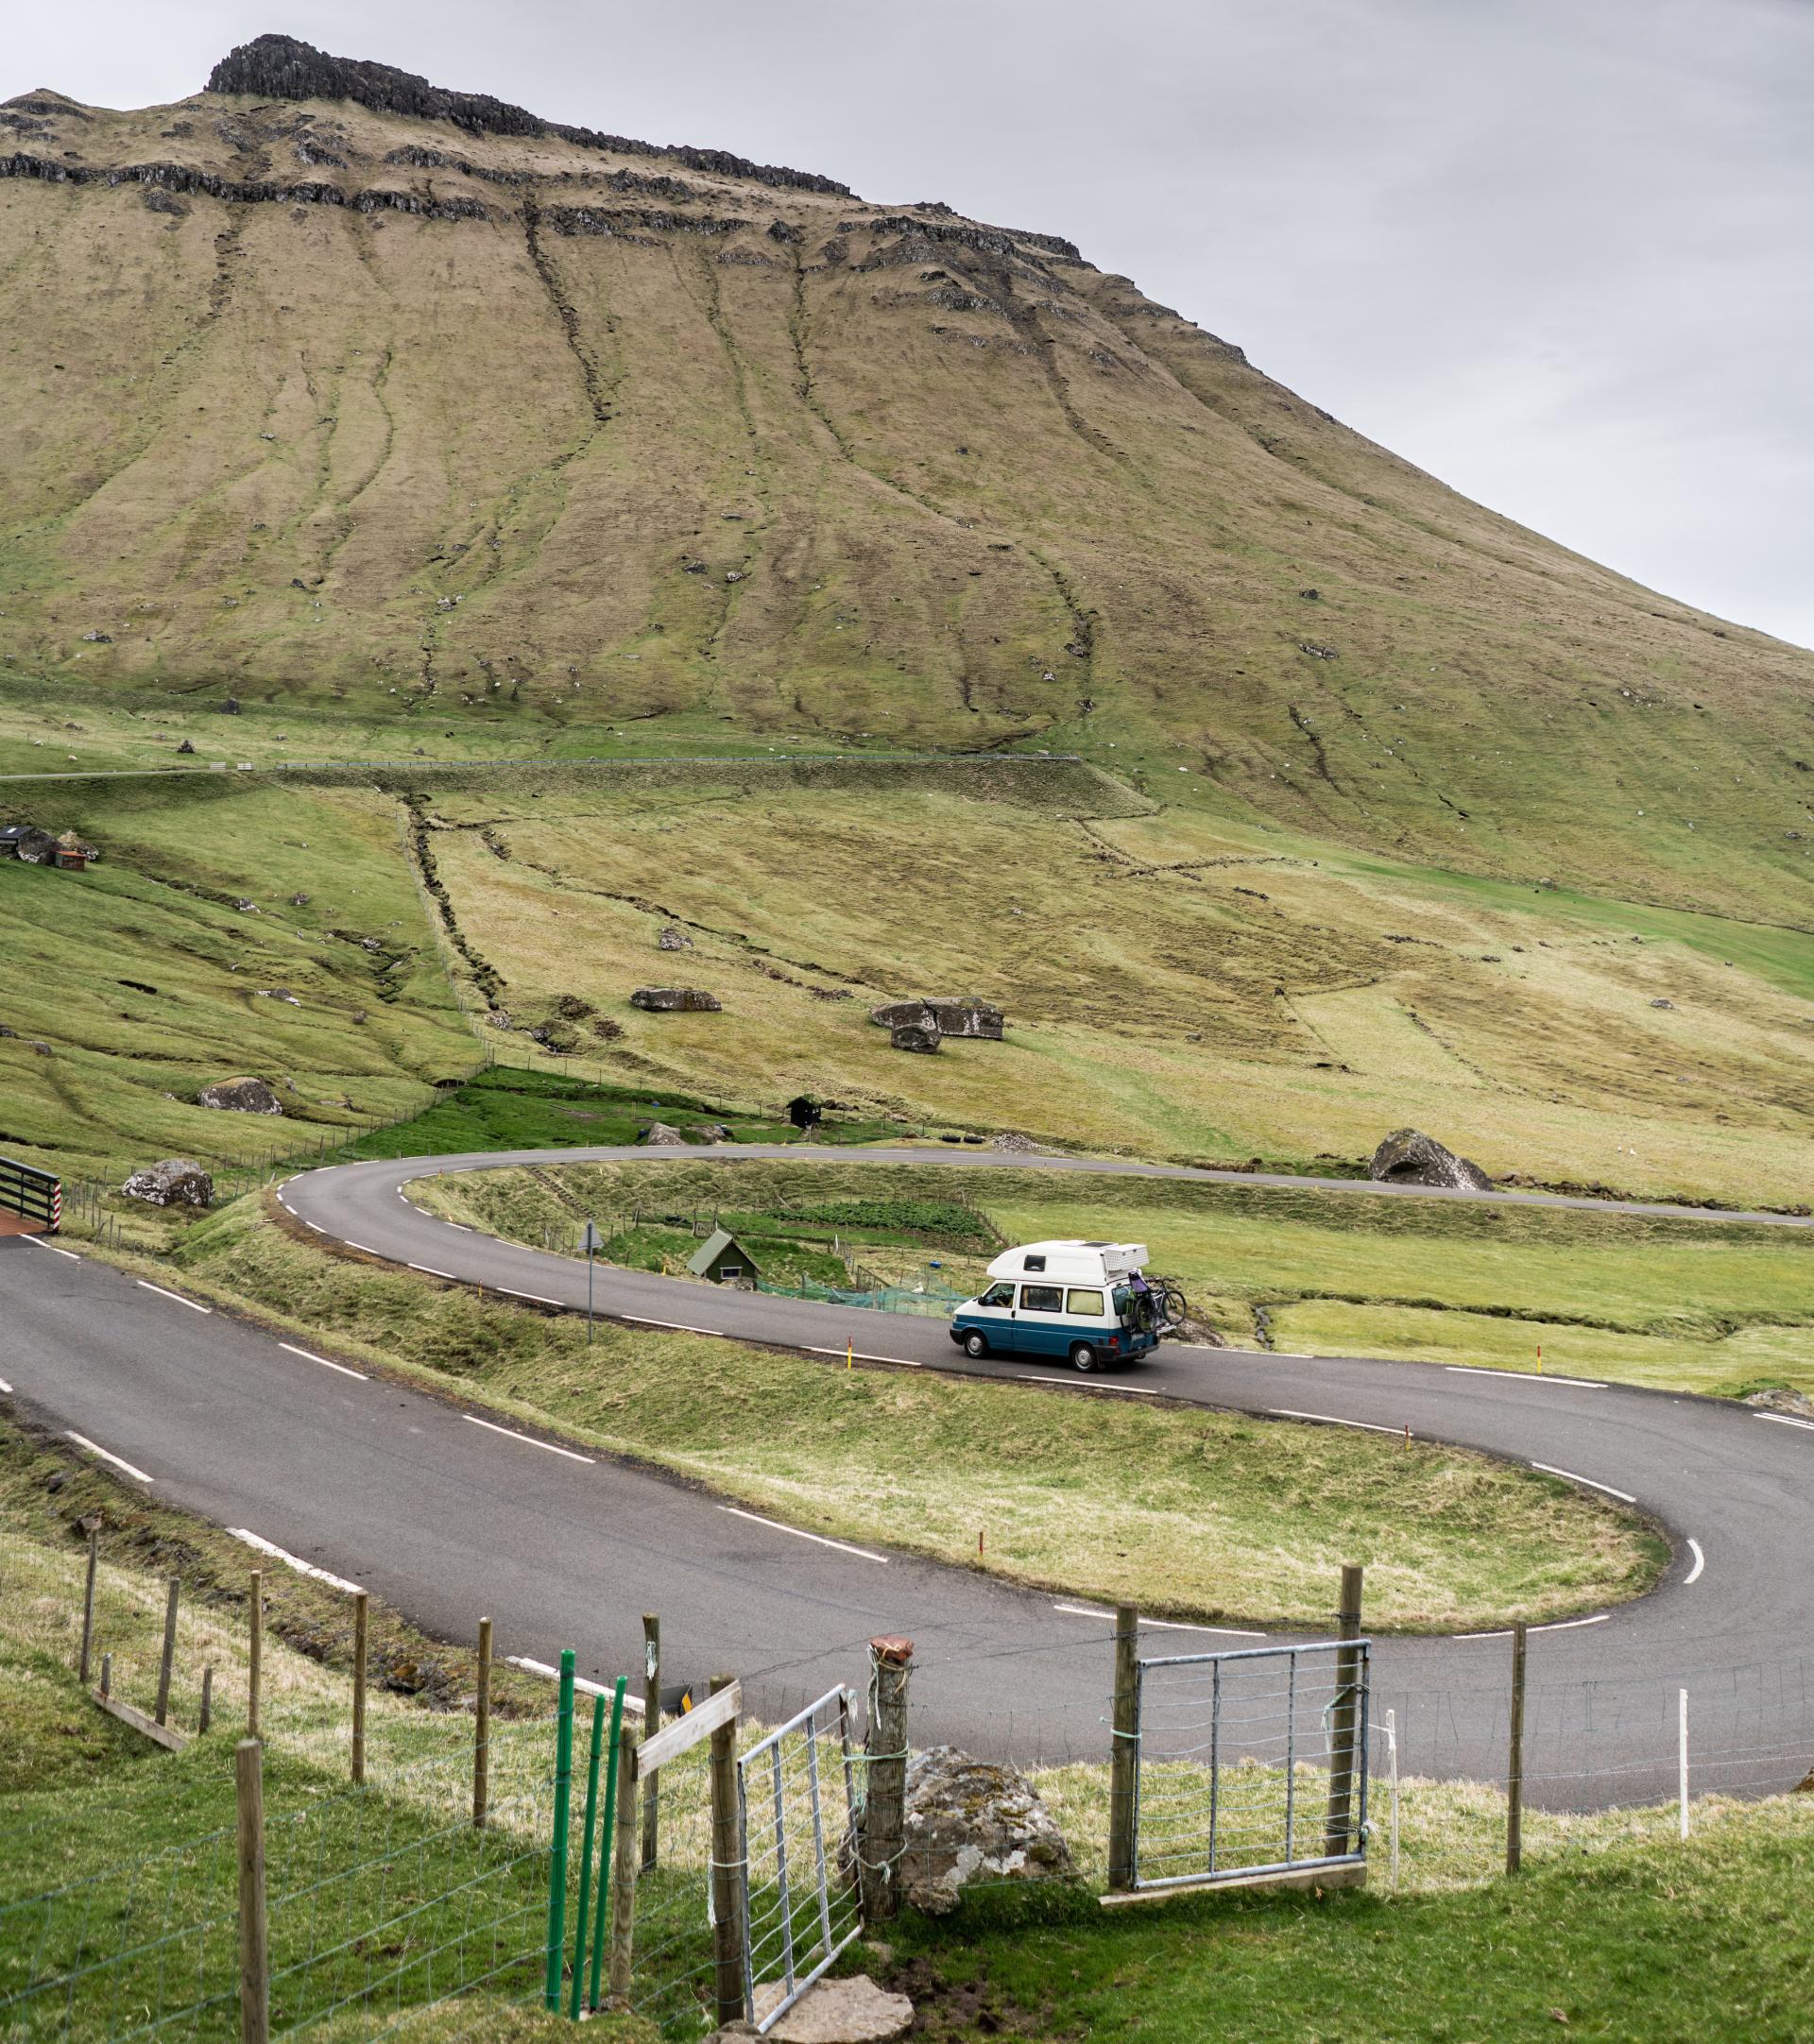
[949,1240,1163,1372]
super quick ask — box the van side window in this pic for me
[1067,1287,1105,1317]
[1022,1254,1047,1272]
[1021,1284,1064,1313]
[979,1283,1017,1308]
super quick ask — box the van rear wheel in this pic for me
[964,1331,989,1358]
[1070,1342,1098,1373]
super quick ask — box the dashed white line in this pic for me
[136,1280,212,1314]
[279,1341,368,1382]
[304,1220,327,1234]
[1685,1538,1705,1585]
[463,1414,595,1463]
[1026,1375,1160,1394]
[408,1263,460,1281]
[505,1656,644,1711]
[625,1315,725,1337]
[805,1346,923,1367]
[1052,1601,1264,1638]
[1754,1410,1814,1433]
[499,1286,564,1306]
[1272,1407,1401,1435]
[228,1528,362,1594]
[1533,1612,1611,1633]
[1446,1365,1607,1389]
[0,1377,12,1394]
[23,1237,79,1260]
[68,1433,152,1483]
[1530,1462,1637,1504]
[344,1242,378,1255]
[716,1505,887,1563]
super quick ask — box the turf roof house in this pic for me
[687,1229,763,1287]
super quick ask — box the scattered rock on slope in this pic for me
[896,1746,1075,1914]
[631,987,722,1013]
[657,927,693,951]
[197,1076,284,1115]
[1368,1127,1491,1191]
[122,1158,214,1207]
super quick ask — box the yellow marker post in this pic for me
[847,1338,853,1371]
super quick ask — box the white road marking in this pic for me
[625,1315,725,1337]
[1533,1612,1611,1633]
[279,1341,367,1382]
[1754,1410,1814,1433]
[136,1280,212,1314]
[304,1220,327,1234]
[1271,1407,1401,1435]
[1446,1365,1606,1389]
[463,1414,595,1463]
[806,1346,923,1367]
[1453,1628,1514,1642]
[408,1263,460,1280]
[0,1377,12,1393]
[1685,1538,1705,1585]
[278,1195,294,1212]
[446,1223,473,1233]
[23,1237,79,1260]
[1025,1375,1160,1394]
[1530,1462,1637,1503]
[344,1242,378,1255]
[68,1432,152,1483]
[1052,1601,1264,1638]
[499,1286,564,1305]
[505,1656,643,1711]
[717,1505,887,1563]
[229,1528,362,1594]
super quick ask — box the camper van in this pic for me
[949,1240,1163,1372]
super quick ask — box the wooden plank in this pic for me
[638,1679,740,1773]
[94,1691,190,1752]
[1100,1859,1366,1908]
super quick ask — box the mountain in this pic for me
[2,35,1811,921]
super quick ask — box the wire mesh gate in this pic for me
[736,1687,861,2033]
[1133,1638,1372,1892]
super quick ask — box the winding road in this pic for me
[5,1143,1811,1812]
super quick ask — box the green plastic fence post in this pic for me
[588,1678,627,2011]
[569,1692,607,2018]
[544,1649,577,2011]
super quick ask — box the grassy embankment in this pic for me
[158,1199,1664,1633]
[415,1156,1814,1400]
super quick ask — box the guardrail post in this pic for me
[155,1577,180,1727]
[236,1738,269,2044]
[708,1674,744,2027]
[1506,1621,1528,1873]
[860,1636,913,1924]
[641,1614,661,1872]
[1324,1564,1364,1859]
[1108,1603,1139,1891]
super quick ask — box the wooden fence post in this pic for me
[641,1614,661,1872]
[1324,1564,1365,1859]
[78,1528,98,1686]
[474,1616,492,1828]
[155,1577,180,1728]
[1506,1621,1528,1874]
[708,1674,744,2028]
[236,1738,270,2044]
[351,1591,368,1785]
[100,1651,111,1700]
[860,1636,914,1924]
[608,1725,639,2000]
[200,1665,214,1736]
[1107,1604,1141,1891]
[248,1572,262,1738]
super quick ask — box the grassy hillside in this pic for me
[1,54,1811,927]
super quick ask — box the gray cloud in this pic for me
[12,0,1811,644]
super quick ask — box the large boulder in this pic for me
[197,1076,284,1116]
[122,1158,214,1208]
[871,996,1003,1040]
[890,1023,940,1054]
[896,1746,1075,1915]
[1368,1127,1491,1191]
[639,1121,690,1147]
[657,926,693,951]
[631,987,722,1013]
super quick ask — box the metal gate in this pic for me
[737,1687,861,2032]
[1133,1637,1371,1892]
[0,1155,60,1235]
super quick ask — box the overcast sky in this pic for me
[13,0,1812,647]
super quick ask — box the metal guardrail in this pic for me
[1133,1638,1371,1892]
[0,1153,60,1232]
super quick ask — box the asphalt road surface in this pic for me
[5,1143,1810,1810]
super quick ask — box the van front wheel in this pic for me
[964,1331,989,1358]
[1070,1343,1098,1373]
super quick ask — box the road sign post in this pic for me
[581,1220,604,1343]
